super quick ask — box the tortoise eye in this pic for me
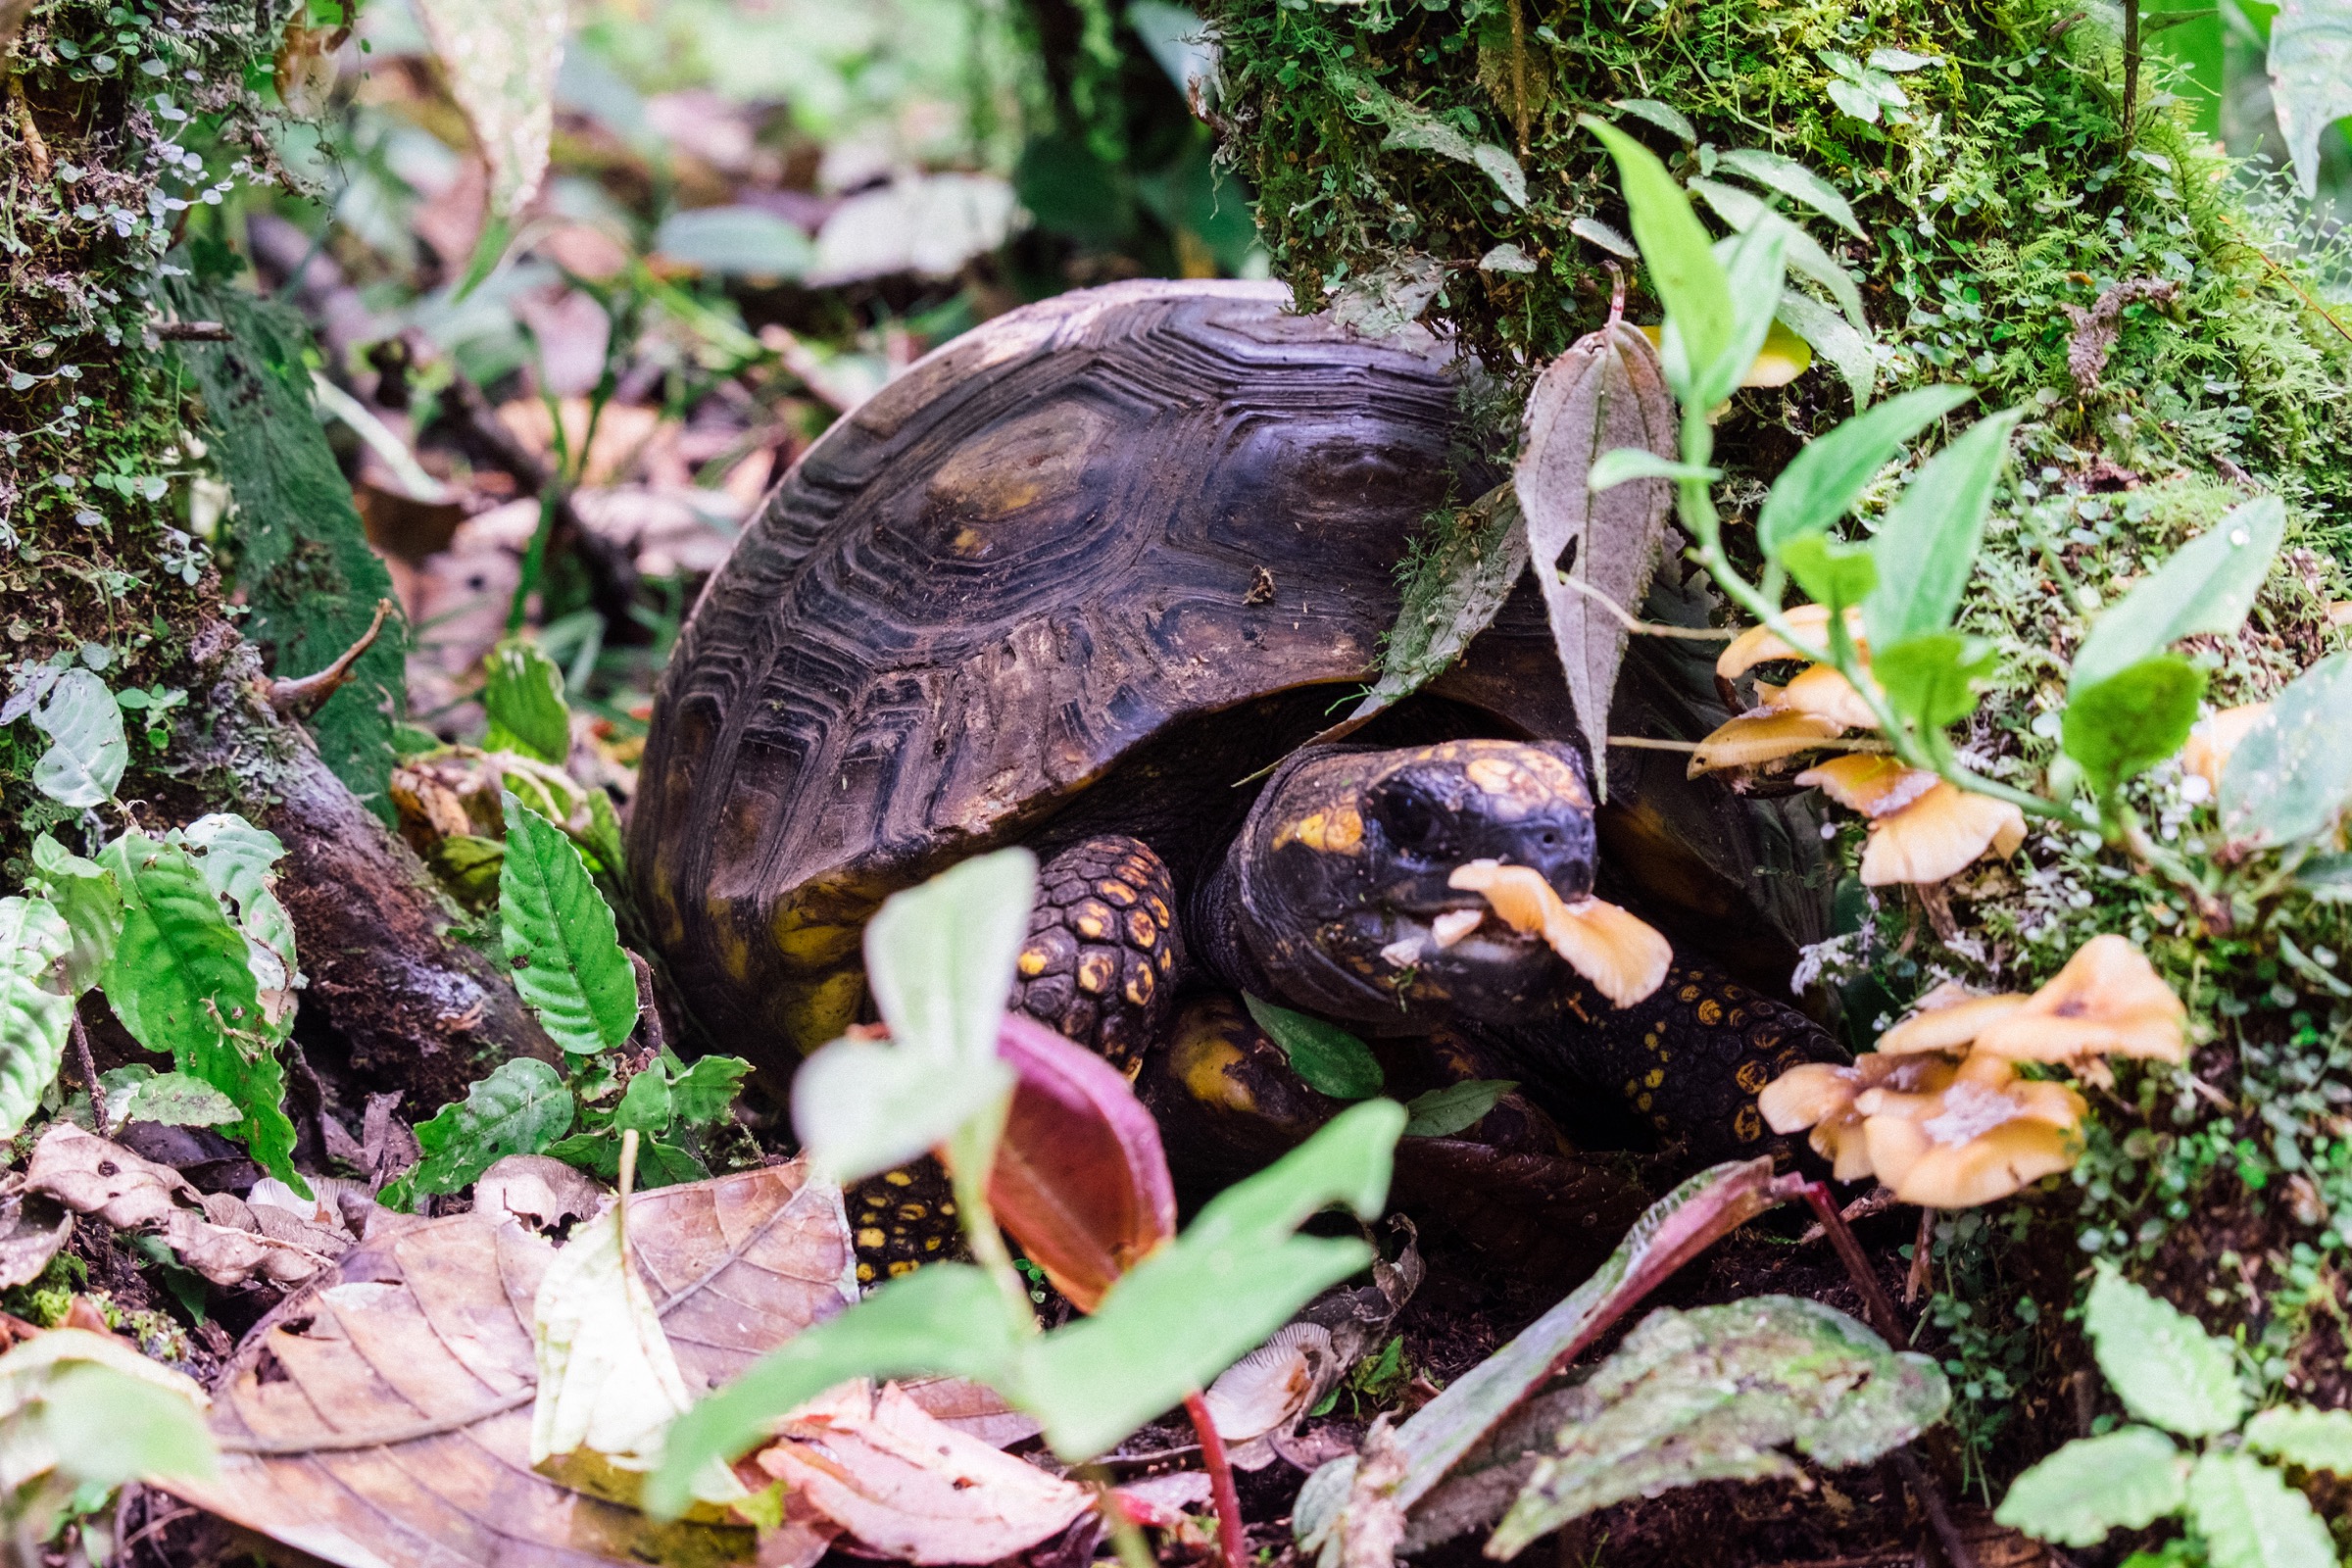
[1370,781,1448,858]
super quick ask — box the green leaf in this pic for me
[1245,996,1384,1099]
[27,669,126,808]
[1778,532,1879,608]
[1609,98,1694,142]
[100,836,300,1189]
[1861,408,2022,648]
[1712,148,1865,239]
[1874,632,1996,732]
[1757,386,1977,557]
[2297,852,2352,902]
[1690,217,1789,411]
[383,1057,574,1209]
[2243,1404,2352,1476]
[1490,1298,1946,1558]
[28,834,119,996]
[2222,653,2352,847]
[613,1066,672,1134]
[1589,448,1719,490]
[2072,497,2285,691]
[1773,289,1875,410]
[164,282,405,819]
[1403,1079,1517,1138]
[1330,65,1527,208]
[483,638,571,763]
[122,1070,243,1128]
[1689,179,1867,329]
[1586,118,1734,404]
[1994,1427,2188,1546]
[2185,1450,2337,1568]
[0,897,74,1142]
[2084,1267,2245,1438]
[2268,0,2352,200]
[181,814,299,1043]
[25,1360,218,1491]
[2061,656,2207,797]
[501,794,639,1055]
[791,850,1032,1184]
[411,0,565,217]
[667,1056,751,1126]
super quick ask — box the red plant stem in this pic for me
[1183,1392,1248,1568]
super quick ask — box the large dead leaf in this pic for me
[1513,320,1678,797]
[753,1382,1093,1564]
[171,1158,858,1568]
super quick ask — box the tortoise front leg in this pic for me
[1013,835,1180,1074]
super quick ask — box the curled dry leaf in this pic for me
[476,1153,607,1234]
[1446,861,1671,1006]
[168,1160,858,1568]
[0,1186,73,1292]
[1203,1322,1343,1471]
[754,1382,1093,1565]
[1513,318,1677,793]
[24,1124,337,1287]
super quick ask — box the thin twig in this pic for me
[1185,1392,1249,1568]
[71,1012,106,1140]
[152,320,234,341]
[1906,1206,1935,1307]
[1548,569,1738,639]
[265,598,393,718]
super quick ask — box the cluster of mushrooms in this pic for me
[1761,934,2188,1207]
[1689,605,2030,889]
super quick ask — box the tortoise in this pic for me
[630,279,1839,1239]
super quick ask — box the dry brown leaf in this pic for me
[25,1125,337,1288]
[0,1186,72,1291]
[754,1382,1092,1565]
[1513,320,1678,796]
[476,1154,606,1234]
[169,1160,858,1568]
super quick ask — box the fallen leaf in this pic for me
[1514,320,1678,796]
[170,1160,857,1568]
[755,1382,1093,1564]
[24,1125,336,1287]
[1203,1322,1341,1470]
[476,1153,607,1234]
[0,1187,73,1291]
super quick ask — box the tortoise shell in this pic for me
[628,279,1595,1061]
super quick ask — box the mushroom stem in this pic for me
[1184,1391,1250,1568]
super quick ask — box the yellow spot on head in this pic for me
[1274,807,1364,854]
[1465,757,1528,797]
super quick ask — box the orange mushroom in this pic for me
[1447,860,1673,1006]
[1687,710,1849,775]
[1760,1052,1959,1182]
[1794,753,1939,819]
[1716,604,1867,680]
[1856,1053,2086,1208]
[1874,981,2030,1055]
[1970,933,2186,1066]
[1855,780,2028,887]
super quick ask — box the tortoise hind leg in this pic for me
[1013,835,1180,1074]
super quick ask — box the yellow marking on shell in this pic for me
[923,1236,943,1251]
[1736,1104,1766,1143]
[885,1170,914,1188]
[950,526,987,556]
[897,1203,927,1221]
[888,1260,919,1277]
[1637,1093,1654,1111]
[1273,807,1363,854]
[771,906,864,969]
[857,1227,886,1249]
[782,970,867,1058]
[1644,1068,1665,1090]
[857,1262,876,1283]
[1736,1060,1772,1093]
[1017,946,1050,978]
[1127,909,1158,948]
[1077,952,1116,995]
[1124,967,1154,1007]
[1697,999,1723,1026]
[1099,879,1138,906]
[1073,903,1112,940]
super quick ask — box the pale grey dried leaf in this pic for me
[1514,321,1678,794]
[0,1189,73,1291]
[1487,1297,1947,1558]
[26,1124,332,1287]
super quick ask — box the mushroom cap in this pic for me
[1858,781,2029,887]
[1688,710,1846,775]
[1760,1053,1958,1182]
[1860,1054,2086,1206]
[1794,754,1939,818]
[1970,933,2186,1064]
[1772,663,1883,731]
[2180,703,2271,794]
[1717,605,1867,679]
[1448,862,1672,1006]
[1877,991,2032,1055]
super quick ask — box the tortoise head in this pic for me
[1219,740,1597,1025]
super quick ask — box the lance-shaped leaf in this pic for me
[26,669,126,808]
[990,1013,1177,1312]
[1861,407,2022,648]
[2072,496,2285,691]
[1487,1297,1947,1558]
[2084,1267,2244,1438]
[501,793,639,1055]
[2186,1450,2336,1568]
[1713,148,1866,239]
[1690,179,1867,328]
[1586,119,1734,404]
[1514,319,1678,789]
[2269,0,2352,200]
[28,834,119,996]
[792,850,1032,1184]
[412,0,567,219]
[1306,486,1529,749]
[0,897,74,1142]
[2222,653,2352,847]
[182,814,300,1042]
[1247,995,1385,1099]
[1757,385,1976,557]
[381,1056,575,1209]
[1995,1426,2189,1546]
[1294,1157,1798,1565]
[100,836,300,1189]
[484,637,571,763]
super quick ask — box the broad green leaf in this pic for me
[1403,1079,1517,1138]
[1861,408,2022,648]
[667,1056,751,1126]
[2071,496,2285,691]
[122,1070,242,1128]
[0,897,74,1142]
[2269,0,2352,199]
[101,835,300,1189]
[2084,1267,2245,1438]
[2298,852,2352,902]
[652,206,816,279]
[1586,119,1734,405]
[1246,995,1384,1100]
[1689,179,1867,329]
[1873,632,1995,732]
[2062,656,2208,796]
[1778,532,1879,608]
[1712,148,1865,238]
[412,0,567,217]
[1609,98,1694,142]
[1490,1298,1946,1558]
[27,669,126,808]
[1588,449,1718,489]
[1773,289,1875,410]
[2185,1450,2336,1568]
[28,834,119,995]
[383,1056,574,1209]
[2243,1404,2352,1475]
[613,1066,673,1134]
[181,814,299,1042]
[794,850,1032,1185]
[502,794,639,1055]
[1994,1427,2188,1546]
[2222,653,2352,847]
[1688,216,1789,411]
[0,1331,216,1537]
[1757,385,1976,556]
[484,637,571,763]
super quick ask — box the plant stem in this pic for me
[1184,1392,1250,1568]
[943,1105,1038,1334]
[1083,1465,1158,1568]
[70,1011,104,1140]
